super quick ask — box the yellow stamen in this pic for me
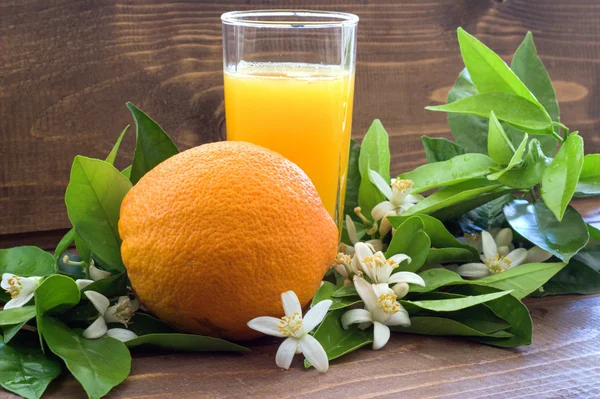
[376,293,400,314]
[391,179,414,193]
[277,312,303,336]
[483,254,511,274]
[464,232,481,244]
[5,276,23,299]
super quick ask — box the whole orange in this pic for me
[118,141,338,340]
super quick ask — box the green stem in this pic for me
[529,188,537,203]
[552,122,570,142]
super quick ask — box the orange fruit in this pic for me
[118,141,338,340]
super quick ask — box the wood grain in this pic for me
[1,0,600,238]
[0,294,596,399]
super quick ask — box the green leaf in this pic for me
[0,246,56,277]
[487,111,515,165]
[121,166,132,180]
[392,316,511,338]
[65,156,132,272]
[511,32,560,125]
[82,272,129,298]
[421,136,467,163]
[426,92,552,131]
[54,228,75,267]
[451,284,532,347]
[456,28,540,106]
[459,194,515,231]
[426,248,478,265]
[496,139,551,189]
[127,102,179,185]
[0,340,61,399]
[476,262,566,299]
[446,69,489,154]
[536,257,600,296]
[588,224,600,242]
[402,179,508,220]
[74,233,91,266]
[488,133,528,180]
[312,281,362,311]
[388,214,477,255]
[331,285,358,298]
[343,139,362,221]
[541,134,584,221]
[105,125,129,166]
[2,323,27,343]
[42,316,131,399]
[410,268,464,293]
[504,199,589,262]
[306,309,372,368]
[35,275,80,348]
[126,333,249,352]
[0,306,36,326]
[357,164,386,220]
[385,217,430,272]
[574,154,600,197]
[399,153,497,194]
[358,120,390,182]
[401,290,512,313]
[126,313,178,335]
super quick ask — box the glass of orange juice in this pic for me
[221,10,358,225]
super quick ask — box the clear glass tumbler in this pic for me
[222,10,358,224]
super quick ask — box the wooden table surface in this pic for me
[0,199,598,399]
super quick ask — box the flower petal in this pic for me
[365,240,383,252]
[387,271,423,286]
[392,282,409,299]
[3,293,34,310]
[106,328,138,342]
[505,248,528,267]
[494,228,513,248]
[281,291,302,317]
[372,321,391,350]
[84,291,110,315]
[89,264,111,281]
[371,201,395,222]
[247,316,286,337]
[456,263,490,279]
[353,276,378,313]
[341,309,373,328]
[303,300,332,333]
[275,337,297,370]
[299,334,329,373]
[104,305,123,325]
[369,170,393,200]
[372,283,393,298]
[481,231,498,260]
[389,254,412,267]
[1,273,16,290]
[75,279,94,290]
[345,215,359,244]
[527,246,553,263]
[385,309,411,327]
[497,245,510,257]
[83,316,108,339]
[405,194,424,204]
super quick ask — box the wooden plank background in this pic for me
[1,0,599,245]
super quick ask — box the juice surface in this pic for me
[224,62,354,220]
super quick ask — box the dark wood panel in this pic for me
[1,0,600,237]
[2,293,597,399]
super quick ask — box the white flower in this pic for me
[247,291,331,373]
[342,276,411,350]
[1,273,42,310]
[526,246,553,263]
[455,230,528,279]
[460,228,513,256]
[62,256,111,281]
[353,243,424,297]
[75,279,94,290]
[83,291,139,342]
[332,253,361,285]
[341,215,383,256]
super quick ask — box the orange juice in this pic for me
[224,62,354,220]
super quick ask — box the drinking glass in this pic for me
[222,10,358,224]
